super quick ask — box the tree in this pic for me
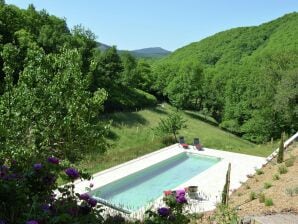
[0,46,109,163]
[221,163,231,205]
[154,112,187,142]
[277,133,284,163]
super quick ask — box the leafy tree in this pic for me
[154,112,187,142]
[0,46,109,163]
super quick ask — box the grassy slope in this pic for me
[79,104,276,174]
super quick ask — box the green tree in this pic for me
[0,46,109,163]
[154,112,187,142]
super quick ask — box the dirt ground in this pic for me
[193,143,298,224]
[229,143,298,217]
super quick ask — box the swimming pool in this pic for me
[91,152,220,211]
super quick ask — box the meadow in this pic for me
[79,104,277,174]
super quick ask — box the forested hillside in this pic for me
[152,13,298,143]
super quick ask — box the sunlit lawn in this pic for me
[78,104,277,174]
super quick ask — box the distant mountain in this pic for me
[97,43,171,59]
[130,47,171,58]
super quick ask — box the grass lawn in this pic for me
[78,104,277,174]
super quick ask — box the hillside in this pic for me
[153,13,298,143]
[229,143,298,218]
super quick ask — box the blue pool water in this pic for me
[91,152,220,211]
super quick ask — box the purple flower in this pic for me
[0,220,6,224]
[157,207,170,217]
[26,220,38,224]
[87,197,97,207]
[79,193,90,201]
[65,168,80,180]
[41,204,50,212]
[43,174,56,185]
[176,195,187,204]
[47,156,59,165]
[33,163,42,171]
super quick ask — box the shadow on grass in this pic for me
[106,130,119,140]
[184,111,219,127]
[148,106,168,115]
[109,112,148,128]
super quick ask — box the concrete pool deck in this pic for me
[74,144,266,214]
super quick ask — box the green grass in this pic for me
[78,104,277,174]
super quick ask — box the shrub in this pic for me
[0,157,103,224]
[272,173,280,181]
[278,165,288,174]
[286,188,294,197]
[264,182,272,189]
[211,204,239,224]
[265,198,273,206]
[249,192,257,201]
[285,156,295,167]
[256,169,264,175]
[258,193,265,203]
[144,194,190,224]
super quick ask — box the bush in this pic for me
[286,188,294,197]
[264,182,272,189]
[256,169,264,175]
[211,204,239,224]
[278,165,288,174]
[0,157,104,224]
[285,156,295,167]
[272,173,280,181]
[144,194,189,224]
[258,193,265,203]
[249,192,257,201]
[264,198,273,206]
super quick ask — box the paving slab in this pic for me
[253,214,298,224]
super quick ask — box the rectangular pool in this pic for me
[91,152,220,211]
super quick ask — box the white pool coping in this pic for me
[73,143,267,216]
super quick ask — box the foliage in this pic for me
[0,157,105,224]
[258,193,265,203]
[221,163,231,205]
[272,173,280,181]
[211,204,239,224]
[154,111,187,142]
[0,46,109,163]
[285,155,295,167]
[264,182,272,189]
[278,164,288,174]
[249,191,257,201]
[255,169,264,175]
[277,133,284,163]
[153,12,298,143]
[264,198,274,206]
[144,194,189,224]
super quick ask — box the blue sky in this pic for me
[6,0,298,51]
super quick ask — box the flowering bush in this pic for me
[0,156,104,224]
[144,193,190,224]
